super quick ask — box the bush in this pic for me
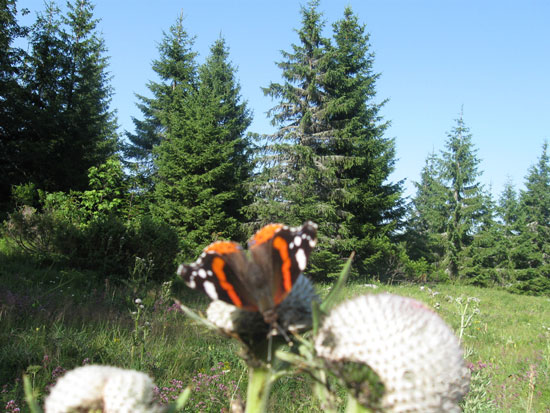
[72,215,130,278]
[127,216,179,282]
[377,243,431,283]
[3,208,179,283]
[509,267,550,295]
[3,206,77,262]
[11,183,39,208]
[461,266,498,287]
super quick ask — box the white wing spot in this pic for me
[198,268,207,279]
[203,281,218,300]
[177,264,185,276]
[294,235,302,247]
[309,239,316,248]
[295,248,307,271]
[289,242,294,249]
[207,270,213,276]
[187,278,196,289]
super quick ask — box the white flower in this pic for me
[314,293,470,413]
[135,298,142,304]
[44,365,164,413]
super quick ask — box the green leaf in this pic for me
[320,252,355,313]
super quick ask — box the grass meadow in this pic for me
[1,244,549,412]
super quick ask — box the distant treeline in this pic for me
[1,0,548,294]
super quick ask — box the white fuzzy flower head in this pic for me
[44,365,164,413]
[314,293,470,413]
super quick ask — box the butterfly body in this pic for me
[178,222,318,324]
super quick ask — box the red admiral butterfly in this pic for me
[177,221,318,324]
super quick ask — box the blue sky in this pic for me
[18,0,550,199]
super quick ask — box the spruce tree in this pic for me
[247,0,329,226]
[512,142,550,294]
[0,0,29,211]
[407,114,489,280]
[249,3,403,277]
[406,152,448,263]
[15,0,117,194]
[439,115,486,279]
[6,1,68,195]
[495,179,520,277]
[464,190,507,285]
[152,36,252,258]
[499,179,520,232]
[123,13,197,197]
[58,0,117,189]
[324,6,404,277]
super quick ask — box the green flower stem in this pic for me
[245,365,273,413]
[23,375,43,413]
[345,393,371,413]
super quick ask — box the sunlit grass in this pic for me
[1,246,549,412]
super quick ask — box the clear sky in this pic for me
[18,0,550,199]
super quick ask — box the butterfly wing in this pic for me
[249,221,318,306]
[177,241,259,311]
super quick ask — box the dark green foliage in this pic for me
[406,115,492,281]
[122,13,198,198]
[126,216,180,281]
[510,142,550,294]
[519,142,550,255]
[324,7,405,278]
[3,159,179,282]
[152,32,252,259]
[488,180,521,278]
[26,0,117,192]
[0,0,117,214]
[247,0,329,228]
[248,3,404,278]
[406,124,549,293]
[440,116,488,279]
[405,152,448,264]
[3,206,179,283]
[0,0,29,213]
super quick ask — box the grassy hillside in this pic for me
[1,246,549,412]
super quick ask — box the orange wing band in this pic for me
[273,236,292,295]
[251,223,284,246]
[211,256,243,308]
[205,241,241,254]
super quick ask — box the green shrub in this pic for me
[509,268,550,295]
[11,182,39,207]
[72,215,130,279]
[3,208,179,283]
[3,206,76,262]
[127,216,179,282]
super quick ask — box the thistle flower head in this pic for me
[44,365,164,413]
[314,293,470,413]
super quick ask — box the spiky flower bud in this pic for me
[45,365,164,413]
[314,293,470,413]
